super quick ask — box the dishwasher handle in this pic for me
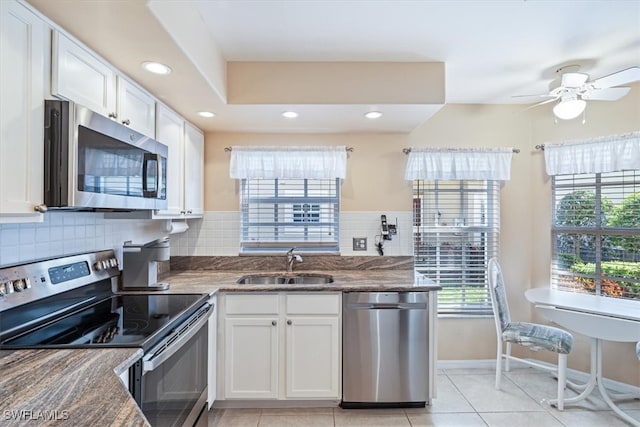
[347,302,427,310]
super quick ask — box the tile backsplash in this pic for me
[0,210,414,267]
[0,212,170,267]
[170,211,413,257]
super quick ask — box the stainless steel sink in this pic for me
[237,273,334,285]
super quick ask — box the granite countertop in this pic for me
[0,348,148,426]
[0,264,438,426]
[156,269,441,295]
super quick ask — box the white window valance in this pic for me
[544,131,640,176]
[404,147,514,181]
[229,146,347,179]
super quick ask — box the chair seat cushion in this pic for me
[502,322,573,354]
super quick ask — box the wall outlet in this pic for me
[353,237,367,251]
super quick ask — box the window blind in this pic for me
[413,180,500,315]
[551,170,640,300]
[240,178,340,254]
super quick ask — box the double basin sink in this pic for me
[237,273,334,285]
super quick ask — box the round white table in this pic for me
[525,288,640,426]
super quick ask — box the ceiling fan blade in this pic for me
[591,66,640,89]
[523,97,558,110]
[582,87,631,101]
[561,72,589,88]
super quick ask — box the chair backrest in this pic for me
[488,258,511,334]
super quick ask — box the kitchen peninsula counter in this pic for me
[0,348,148,426]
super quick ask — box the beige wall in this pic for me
[205,132,413,212]
[203,86,640,385]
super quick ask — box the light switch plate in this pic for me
[353,237,367,251]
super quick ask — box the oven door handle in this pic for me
[142,304,211,373]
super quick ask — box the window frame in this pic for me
[239,177,341,254]
[412,179,500,316]
[551,171,640,300]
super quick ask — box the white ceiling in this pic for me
[26,0,640,133]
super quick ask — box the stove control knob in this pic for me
[94,261,107,271]
[109,258,118,268]
[0,282,9,296]
[13,279,27,292]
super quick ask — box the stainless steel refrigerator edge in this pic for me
[342,292,438,408]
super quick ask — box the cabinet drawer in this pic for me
[225,293,280,315]
[286,293,340,315]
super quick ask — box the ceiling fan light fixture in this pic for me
[553,96,586,120]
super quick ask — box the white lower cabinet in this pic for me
[285,316,340,398]
[219,292,341,401]
[224,317,280,399]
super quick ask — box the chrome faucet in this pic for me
[285,247,303,272]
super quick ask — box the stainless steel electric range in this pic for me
[0,250,212,427]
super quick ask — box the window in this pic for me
[240,178,340,254]
[551,170,640,300]
[413,180,500,315]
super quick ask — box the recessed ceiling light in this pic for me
[141,61,172,75]
[198,111,215,118]
[282,111,299,119]
[364,111,383,119]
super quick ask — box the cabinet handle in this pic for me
[122,119,131,126]
[271,320,277,326]
[180,210,186,215]
[187,210,193,214]
[108,112,118,119]
[34,204,48,213]
[287,320,292,325]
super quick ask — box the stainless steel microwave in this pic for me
[44,100,168,211]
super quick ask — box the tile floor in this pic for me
[207,367,640,426]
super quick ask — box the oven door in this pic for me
[131,304,211,427]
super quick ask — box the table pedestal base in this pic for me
[549,339,640,427]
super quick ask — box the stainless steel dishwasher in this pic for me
[342,291,437,408]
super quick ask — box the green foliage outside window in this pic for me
[555,190,639,298]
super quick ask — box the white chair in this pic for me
[488,258,574,410]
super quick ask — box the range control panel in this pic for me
[0,250,119,311]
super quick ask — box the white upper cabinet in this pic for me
[154,105,204,218]
[155,104,185,216]
[0,0,47,222]
[116,76,156,137]
[52,31,156,138]
[183,122,204,216]
[52,31,116,117]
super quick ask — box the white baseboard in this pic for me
[438,359,640,395]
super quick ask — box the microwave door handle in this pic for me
[142,153,160,198]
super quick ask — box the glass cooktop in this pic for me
[0,293,207,350]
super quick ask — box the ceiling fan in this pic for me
[518,65,640,120]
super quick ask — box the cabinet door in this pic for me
[224,318,279,399]
[155,104,185,216]
[52,31,116,117]
[0,1,46,221]
[117,76,156,138]
[285,317,340,398]
[183,122,204,216]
